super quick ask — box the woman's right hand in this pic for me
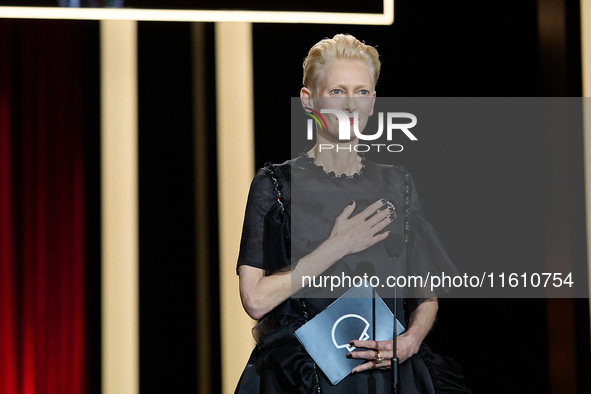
[329,199,394,256]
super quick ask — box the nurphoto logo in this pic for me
[304,108,418,153]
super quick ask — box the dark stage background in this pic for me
[1,0,590,393]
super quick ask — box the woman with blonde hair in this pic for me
[235,34,470,393]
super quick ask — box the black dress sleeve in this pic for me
[236,167,276,273]
[405,171,459,300]
[237,163,291,275]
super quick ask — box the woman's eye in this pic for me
[359,90,370,95]
[331,89,342,95]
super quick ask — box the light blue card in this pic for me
[294,284,405,385]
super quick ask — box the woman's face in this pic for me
[304,59,376,143]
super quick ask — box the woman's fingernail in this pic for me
[389,206,394,213]
[349,341,355,346]
[388,215,394,221]
[348,200,354,206]
[346,353,352,359]
[352,370,357,375]
[381,199,386,204]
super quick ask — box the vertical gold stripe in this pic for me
[100,20,139,394]
[581,0,591,342]
[215,22,256,394]
[192,22,213,394]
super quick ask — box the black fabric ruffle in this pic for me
[421,343,472,394]
[236,325,472,394]
[406,209,460,300]
[236,300,319,394]
[400,168,460,301]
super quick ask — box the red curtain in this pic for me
[0,19,87,394]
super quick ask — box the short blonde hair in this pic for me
[303,34,381,95]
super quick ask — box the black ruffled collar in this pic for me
[300,152,366,180]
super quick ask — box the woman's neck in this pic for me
[309,141,362,176]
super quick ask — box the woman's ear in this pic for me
[300,87,313,111]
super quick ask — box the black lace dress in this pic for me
[235,155,470,394]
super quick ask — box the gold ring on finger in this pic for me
[373,352,384,364]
